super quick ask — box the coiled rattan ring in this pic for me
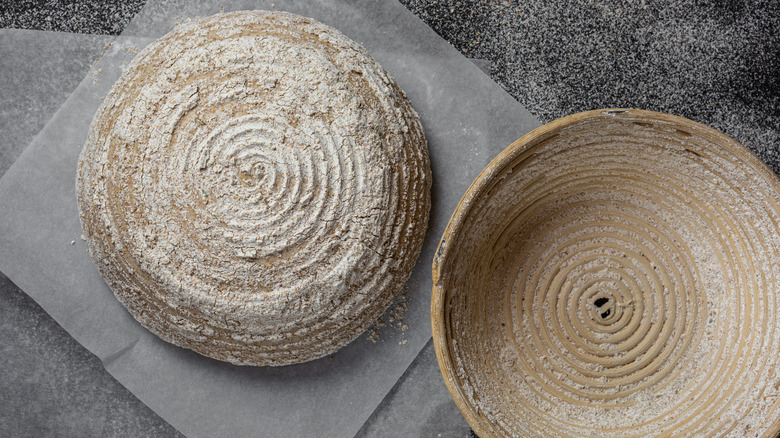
[433,109,780,437]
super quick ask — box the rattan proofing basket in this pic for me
[432,109,780,437]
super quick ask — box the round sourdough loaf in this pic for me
[77,11,431,366]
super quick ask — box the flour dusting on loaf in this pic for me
[77,11,431,366]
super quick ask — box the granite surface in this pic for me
[401,0,780,174]
[1,0,778,437]
[0,273,181,437]
[0,0,145,35]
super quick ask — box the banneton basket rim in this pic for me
[430,108,780,437]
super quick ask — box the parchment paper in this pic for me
[0,1,540,436]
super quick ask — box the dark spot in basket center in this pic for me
[591,295,616,323]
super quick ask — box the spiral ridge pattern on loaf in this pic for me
[433,110,780,437]
[77,11,431,366]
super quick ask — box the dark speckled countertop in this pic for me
[1,1,778,436]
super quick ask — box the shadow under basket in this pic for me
[432,109,780,438]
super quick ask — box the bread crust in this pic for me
[77,11,431,366]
